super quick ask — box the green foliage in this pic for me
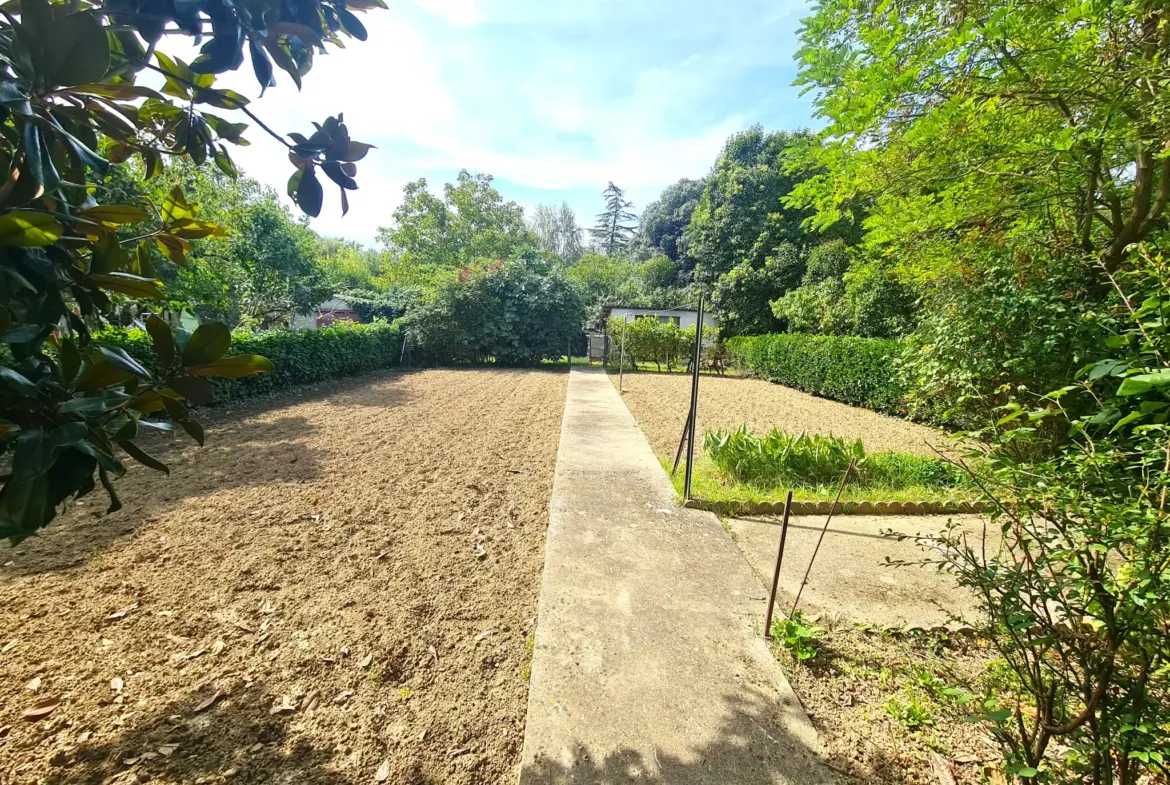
[687,127,825,284]
[404,258,584,365]
[94,320,402,403]
[727,333,906,414]
[606,315,697,372]
[629,177,705,267]
[376,170,535,278]
[704,425,963,491]
[710,244,805,337]
[0,0,380,536]
[908,247,1170,784]
[638,254,678,290]
[590,182,638,256]
[770,610,823,662]
[530,202,584,264]
[883,692,935,729]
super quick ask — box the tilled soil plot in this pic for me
[0,367,568,785]
[614,371,950,458]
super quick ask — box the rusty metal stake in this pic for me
[791,458,855,616]
[764,490,794,639]
[671,410,691,476]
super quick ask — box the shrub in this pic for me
[95,320,403,402]
[606,316,693,371]
[405,258,584,365]
[704,425,962,492]
[771,609,824,662]
[726,333,907,414]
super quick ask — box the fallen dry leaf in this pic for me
[157,744,179,757]
[930,753,958,785]
[105,603,138,621]
[474,627,495,643]
[299,691,320,711]
[23,696,62,721]
[26,676,41,692]
[360,654,373,668]
[374,759,390,782]
[193,690,224,714]
[270,698,296,715]
[110,677,124,693]
[1,640,16,653]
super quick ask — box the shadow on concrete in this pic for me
[520,686,845,785]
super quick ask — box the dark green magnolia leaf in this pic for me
[186,354,273,378]
[59,389,132,414]
[333,141,374,162]
[90,233,127,274]
[296,166,323,217]
[0,366,38,396]
[161,186,196,224]
[21,122,60,190]
[98,346,151,380]
[2,323,46,344]
[249,39,276,93]
[81,205,151,225]
[74,356,134,392]
[338,9,368,40]
[57,337,81,384]
[182,322,231,365]
[118,439,169,474]
[92,272,165,299]
[180,418,205,446]
[0,211,63,246]
[70,83,163,100]
[0,82,32,115]
[167,374,215,405]
[27,4,110,87]
[156,234,191,265]
[111,416,138,442]
[322,160,358,190]
[145,314,176,367]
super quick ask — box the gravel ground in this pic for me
[0,368,568,785]
[613,371,951,459]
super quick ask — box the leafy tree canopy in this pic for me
[377,170,535,278]
[530,201,584,264]
[630,177,705,266]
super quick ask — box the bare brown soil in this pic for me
[0,367,568,785]
[613,371,950,458]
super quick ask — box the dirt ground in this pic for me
[613,371,951,458]
[0,368,568,785]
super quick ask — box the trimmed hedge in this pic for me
[95,320,403,401]
[726,333,907,414]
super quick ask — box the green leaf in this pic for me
[92,272,165,299]
[118,439,169,474]
[81,205,151,225]
[0,366,38,396]
[161,186,196,224]
[296,167,323,217]
[145,314,175,367]
[1117,371,1170,396]
[74,356,134,392]
[0,211,63,246]
[181,322,231,365]
[180,418,205,447]
[167,375,215,405]
[156,234,191,265]
[338,8,368,40]
[98,347,151,380]
[59,390,131,414]
[186,354,273,379]
[334,141,374,162]
[32,7,111,87]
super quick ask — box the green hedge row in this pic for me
[95,321,403,401]
[726,333,907,415]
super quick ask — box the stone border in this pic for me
[683,498,988,516]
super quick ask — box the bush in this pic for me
[404,258,584,365]
[606,316,693,371]
[95,320,403,402]
[727,333,906,414]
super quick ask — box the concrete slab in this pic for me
[518,367,837,785]
[726,513,992,630]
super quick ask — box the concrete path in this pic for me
[726,513,988,630]
[518,367,836,785]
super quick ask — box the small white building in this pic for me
[605,306,720,332]
[290,297,362,330]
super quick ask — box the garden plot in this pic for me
[0,368,568,785]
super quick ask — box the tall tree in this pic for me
[591,182,638,256]
[630,177,706,268]
[530,201,584,263]
[686,127,829,284]
[377,170,534,276]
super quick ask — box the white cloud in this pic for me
[406,0,484,27]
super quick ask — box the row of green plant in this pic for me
[95,320,403,403]
[605,315,697,372]
[704,426,964,493]
[726,333,907,415]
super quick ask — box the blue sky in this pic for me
[176,0,817,246]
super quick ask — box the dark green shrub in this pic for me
[726,333,906,414]
[95,321,402,402]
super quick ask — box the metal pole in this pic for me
[671,411,691,476]
[764,491,794,639]
[683,293,705,501]
[791,458,856,615]
[618,319,627,393]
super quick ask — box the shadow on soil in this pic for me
[43,681,365,785]
[520,686,844,785]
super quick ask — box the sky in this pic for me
[166,0,817,246]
